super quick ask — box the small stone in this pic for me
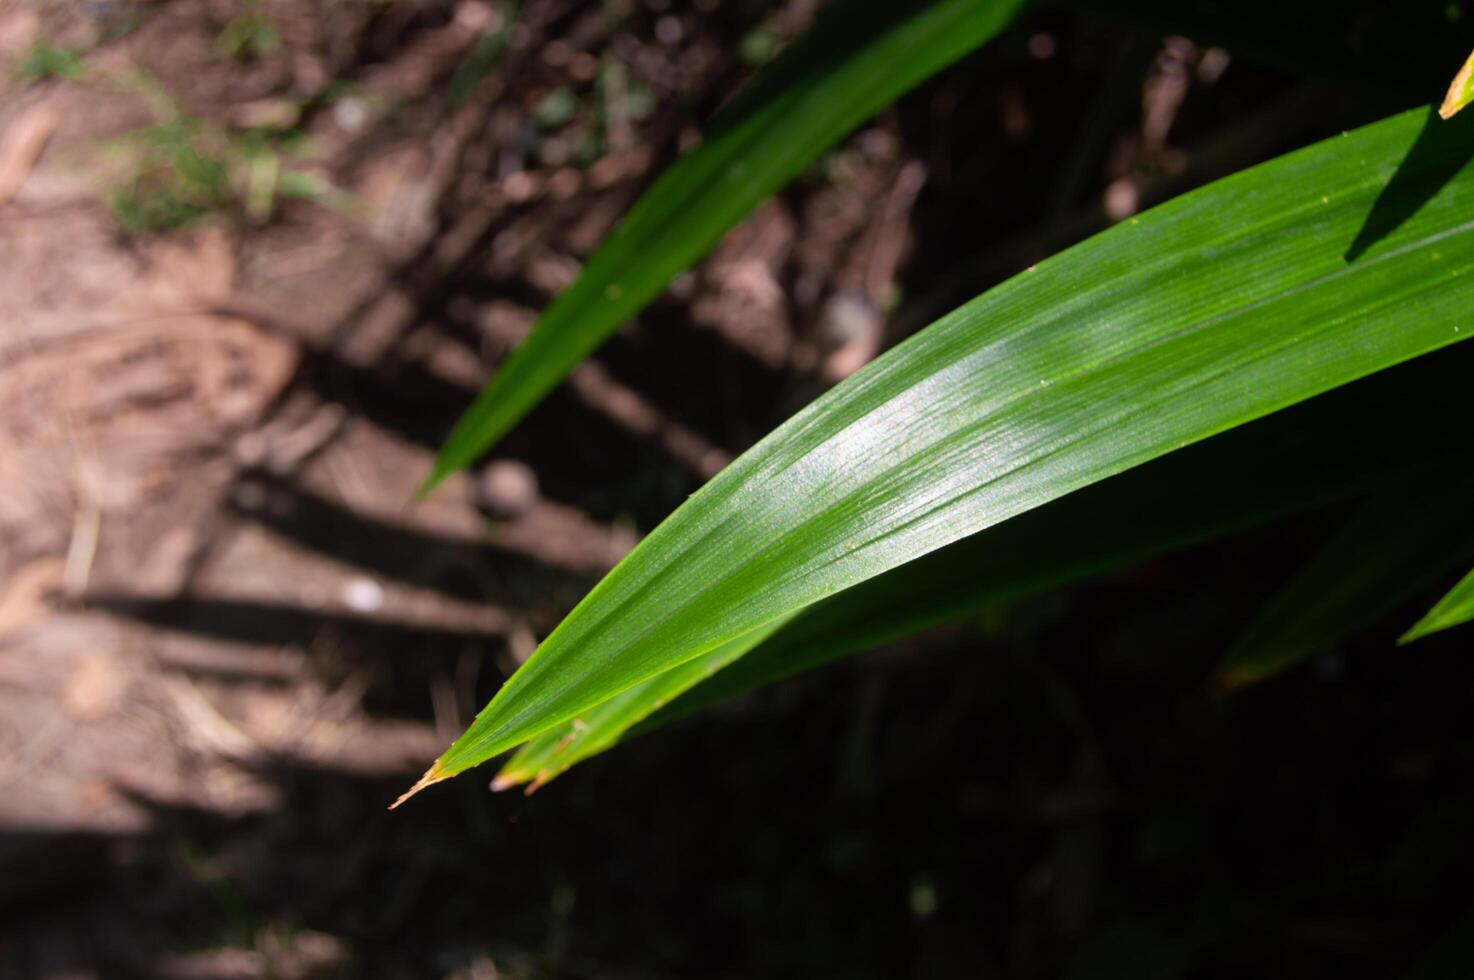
[1104,178,1140,221]
[342,578,383,613]
[333,96,368,133]
[817,291,883,381]
[478,460,539,518]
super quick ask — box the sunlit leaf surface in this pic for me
[497,350,1474,787]
[398,107,1474,803]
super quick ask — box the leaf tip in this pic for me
[1439,53,1474,120]
[1397,624,1429,646]
[389,760,450,810]
[489,771,526,792]
[413,467,446,502]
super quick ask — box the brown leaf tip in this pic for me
[388,761,450,810]
[1440,56,1474,120]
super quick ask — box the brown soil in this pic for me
[0,1,929,974]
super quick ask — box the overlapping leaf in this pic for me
[1218,472,1474,689]
[495,618,794,790]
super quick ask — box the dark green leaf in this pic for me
[1219,472,1474,688]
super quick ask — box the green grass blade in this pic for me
[1401,566,1474,644]
[494,351,1472,787]
[421,0,1027,493]
[397,106,1474,803]
[1219,474,1474,688]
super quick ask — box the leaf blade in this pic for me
[425,106,1474,787]
[1402,566,1474,644]
[423,0,1027,491]
[498,348,1474,786]
[496,617,795,789]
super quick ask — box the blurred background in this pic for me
[2,1,1474,977]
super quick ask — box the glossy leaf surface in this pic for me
[498,350,1474,787]
[400,107,1474,802]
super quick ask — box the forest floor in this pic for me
[0,3,979,974]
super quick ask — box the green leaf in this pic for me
[1218,471,1474,689]
[495,617,795,791]
[497,350,1473,788]
[1402,566,1474,644]
[396,106,1474,805]
[1443,50,1474,120]
[421,0,1027,492]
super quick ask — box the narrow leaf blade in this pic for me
[423,0,1026,491]
[496,617,794,789]
[1402,566,1474,644]
[499,348,1473,786]
[418,106,1474,792]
